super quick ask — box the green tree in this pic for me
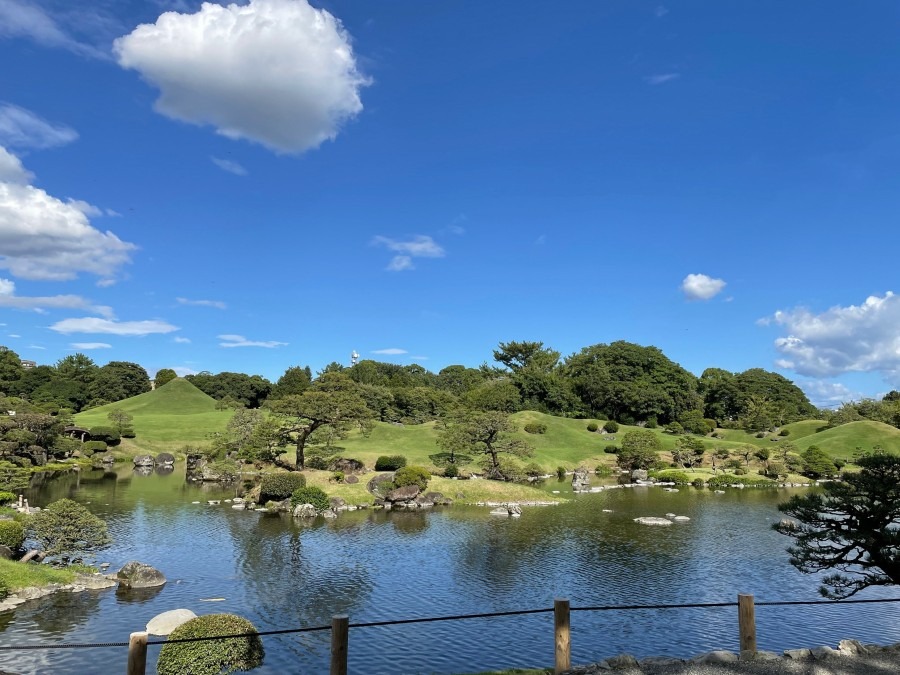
[775,453,900,598]
[436,409,533,480]
[268,374,371,469]
[107,409,134,435]
[154,368,178,387]
[672,435,705,471]
[801,445,837,478]
[269,365,312,400]
[711,447,731,474]
[0,346,24,394]
[28,499,111,562]
[464,380,522,412]
[617,429,662,470]
[493,341,560,373]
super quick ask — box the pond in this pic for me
[2,467,899,674]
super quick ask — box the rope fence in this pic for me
[2,594,900,674]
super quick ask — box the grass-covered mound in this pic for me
[792,420,900,459]
[157,613,264,675]
[74,379,231,454]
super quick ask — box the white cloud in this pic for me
[645,73,680,85]
[172,365,198,376]
[177,297,226,309]
[0,0,105,58]
[0,103,79,149]
[0,277,12,295]
[372,348,407,355]
[0,145,33,184]
[114,0,369,154]
[50,317,179,336]
[0,149,135,281]
[71,342,111,350]
[797,380,863,409]
[769,291,900,383]
[7,334,19,338]
[373,235,445,272]
[211,157,247,176]
[218,334,286,348]
[173,336,191,344]
[0,277,114,315]
[681,273,727,301]
[28,344,45,349]
[411,355,428,361]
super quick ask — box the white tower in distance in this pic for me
[351,350,359,366]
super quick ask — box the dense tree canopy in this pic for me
[186,372,272,408]
[154,368,178,387]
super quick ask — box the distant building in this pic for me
[20,360,36,369]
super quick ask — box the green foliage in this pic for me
[801,446,837,478]
[436,409,533,480]
[617,429,662,470]
[602,420,619,433]
[678,409,708,435]
[27,498,111,561]
[88,426,120,446]
[154,369,178,388]
[156,613,264,675]
[706,473,775,488]
[331,471,345,483]
[692,477,705,488]
[0,466,29,492]
[603,444,619,454]
[524,422,547,434]
[586,422,598,432]
[106,409,134,435]
[779,429,791,436]
[523,462,544,478]
[443,463,459,478]
[0,576,7,600]
[556,466,566,480]
[289,486,330,511]
[0,491,15,505]
[664,421,684,435]
[375,455,407,471]
[259,472,306,502]
[0,520,25,549]
[82,441,107,454]
[393,465,431,491]
[594,464,612,477]
[651,469,692,485]
[645,418,658,429]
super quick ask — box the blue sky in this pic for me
[1,0,899,407]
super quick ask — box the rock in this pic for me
[740,650,780,661]
[329,497,346,509]
[690,650,737,664]
[74,573,117,590]
[232,497,244,504]
[328,458,366,475]
[345,474,359,484]
[606,653,638,668]
[146,609,197,636]
[572,467,591,492]
[784,648,811,660]
[633,517,673,526]
[385,485,420,503]
[231,503,245,510]
[665,512,677,518]
[602,509,613,513]
[0,545,13,560]
[507,503,522,516]
[293,503,317,518]
[367,473,395,498]
[100,454,115,464]
[156,452,175,466]
[779,518,797,530]
[631,469,648,482]
[423,492,452,506]
[490,507,509,516]
[837,639,867,656]
[322,509,337,519]
[673,516,691,521]
[714,490,726,494]
[810,646,838,659]
[133,454,155,467]
[117,561,166,589]
[640,656,683,667]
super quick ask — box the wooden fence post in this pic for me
[554,598,571,674]
[330,614,349,675]
[738,594,757,653]
[126,631,148,675]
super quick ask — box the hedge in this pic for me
[393,465,430,492]
[0,520,25,549]
[259,473,306,502]
[375,455,407,471]
[290,486,330,511]
[156,614,264,675]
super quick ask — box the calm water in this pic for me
[2,467,900,674]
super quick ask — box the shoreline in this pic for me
[0,573,116,613]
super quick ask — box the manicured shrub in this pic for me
[594,464,612,477]
[83,441,107,455]
[651,470,691,485]
[604,444,619,454]
[556,466,566,480]
[645,417,659,429]
[0,577,7,600]
[259,472,306,502]
[0,520,25,549]
[523,462,544,478]
[0,491,15,505]
[664,422,684,435]
[524,422,547,434]
[834,458,846,470]
[602,420,619,434]
[88,426,120,446]
[706,473,775,488]
[779,429,790,437]
[755,432,766,438]
[692,478,705,488]
[290,486,330,511]
[121,427,136,439]
[496,458,526,483]
[393,465,430,492]
[156,613,264,675]
[443,464,459,478]
[331,471,345,483]
[586,422,599,433]
[305,455,330,470]
[375,455,407,471]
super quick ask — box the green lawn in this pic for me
[0,559,94,593]
[790,420,900,459]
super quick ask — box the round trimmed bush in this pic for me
[0,491,15,505]
[779,429,791,437]
[156,613,264,675]
[290,486,330,511]
[523,462,544,478]
[443,464,459,478]
[524,422,547,434]
[0,520,25,549]
[602,420,619,433]
[586,422,599,432]
[604,444,619,454]
[82,441,107,455]
[556,466,566,480]
[375,455,407,471]
[393,465,430,492]
[259,472,306,502]
[88,426,120,446]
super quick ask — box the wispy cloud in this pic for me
[411,355,429,361]
[71,342,111,350]
[0,103,78,149]
[177,297,227,310]
[372,235,445,272]
[218,334,287,348]
[0,0,107,59]
[0,278,115,316]
[28,344,45,349]
[645,73,680,85]
[655,5,669,18]
[681,273,727,301]
[372,348,407,355]
[173,336,191,344]
[51,317,179,336]
[210,157,248,176]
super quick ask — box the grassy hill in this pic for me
[74,378,231,453]
[790,420,900,459]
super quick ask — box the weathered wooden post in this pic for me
[554,598,571,674]
[127,631,148,675]
[738,594,757,653]
[330,614,349,675]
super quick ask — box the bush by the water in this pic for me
[602,420,619,433]
[524,422,547,434]
[156,613,264,675]
[393,465,431,492]
[82,441,107,455]
[0,491,15,505]
[586,422,599,432]
[88,427,120,446]
[706,474,775,488]
[27,499,111,562]
[290,486,330,511]
[443,464,459,478]
[259,473,306,502]
[0,520,25,549]
[650,470,692,485]
[523,462,544,478]
[556,466,566,480]
[375,455,407,471]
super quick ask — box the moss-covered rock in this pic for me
[156,613,264,675]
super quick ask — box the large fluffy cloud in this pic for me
[114,0,369,154]
[770,292,900,383]
[0,146,135,280]
[681,273,727,301]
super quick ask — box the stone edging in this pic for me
[0,574,117,613]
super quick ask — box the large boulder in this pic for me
[367,473,395,498]
[292,503,317,518]
[423,492,452,506]
[133,455,155,468]
[571,467,591,492]
[117,561,166,589]
[386,485,420,503]
[156,453,175,466]
[631,469,649,482]
[329,458,366,475]
[633,517,673,526]
[147,609,197,636]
